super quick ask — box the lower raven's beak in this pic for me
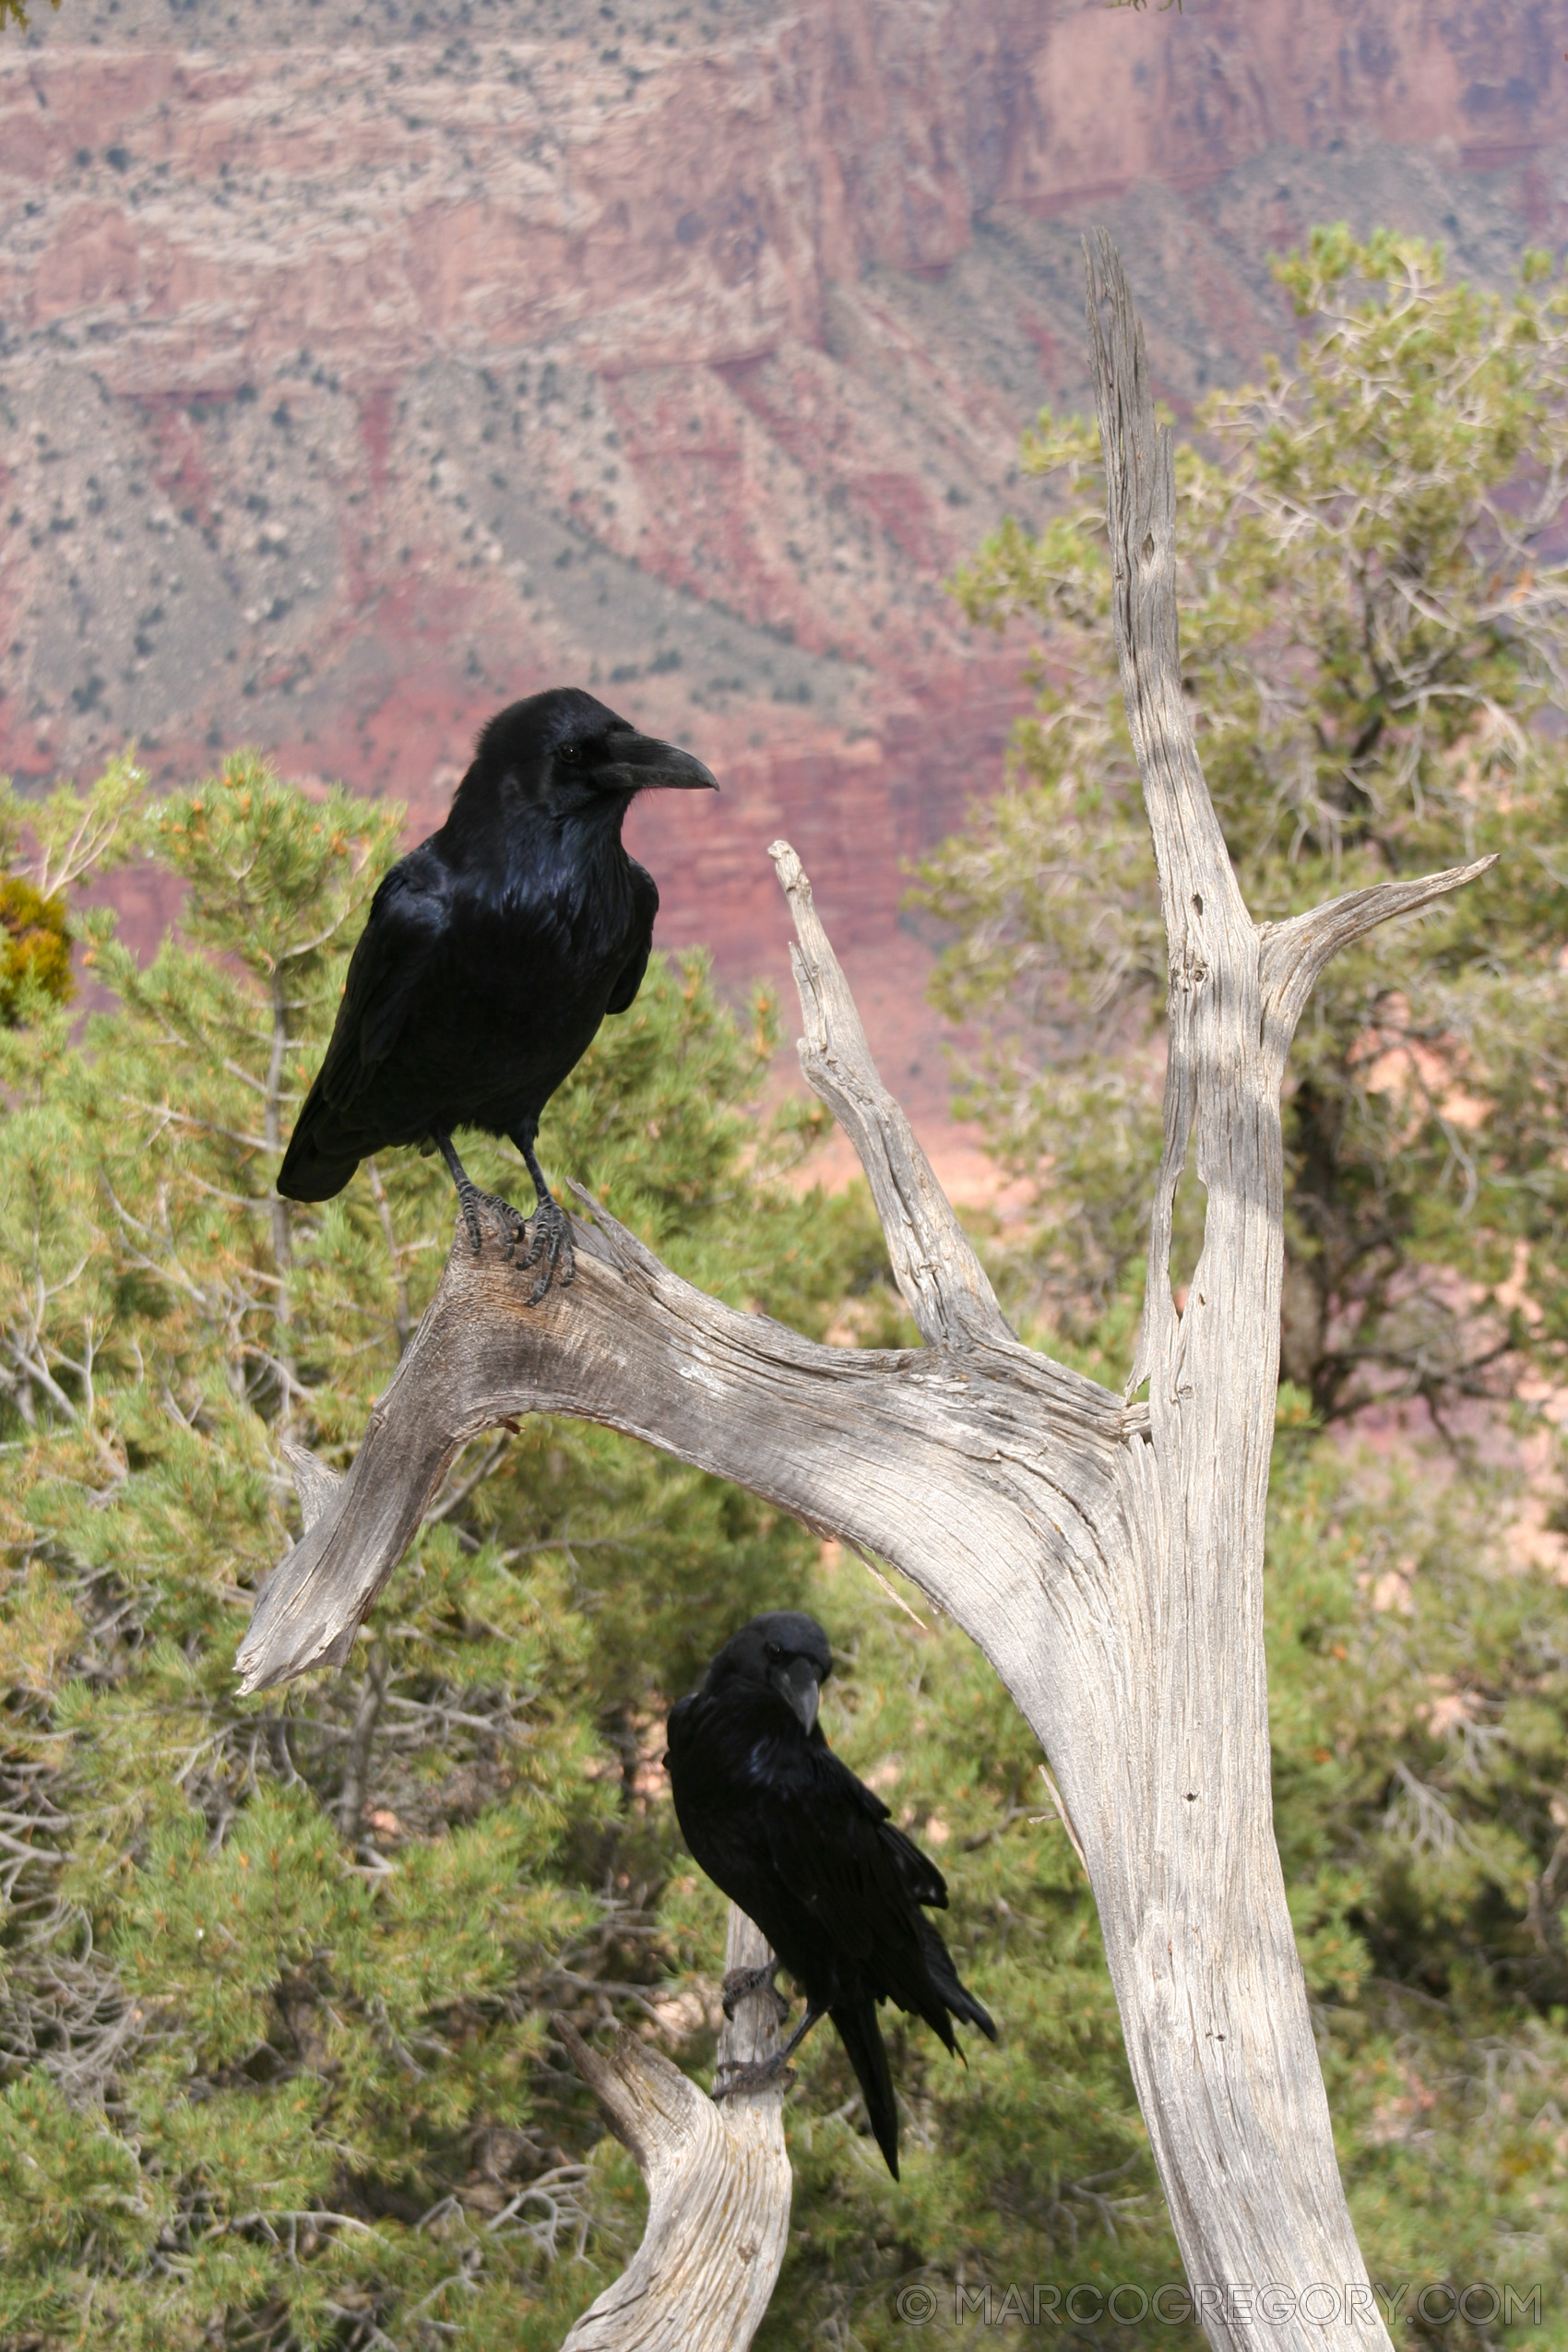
[600,733,719,792]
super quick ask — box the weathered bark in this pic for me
[235,237,1491,2351]
[1071,230,1487,2339]
[555,1907,790,2352]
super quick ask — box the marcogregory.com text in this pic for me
[891,2280,1546,2328]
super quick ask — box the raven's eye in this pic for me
[766,1643,783,1663]
[557,740,579,764]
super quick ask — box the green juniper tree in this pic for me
[889,229,1568,2346]
[5,746,1568,2352]
[0,755,1178,2351]
[9,307,1568,2332]
[917,229,1568,1426]
[0,753,872,2348]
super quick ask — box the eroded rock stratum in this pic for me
[3,0,1564,1096]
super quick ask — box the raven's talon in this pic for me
[459,1187,527,1258]
[521,1198,574,1303]
[713,2054,795,2103]
[721,1963,784,2022]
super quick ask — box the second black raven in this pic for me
[278,688,716,1297]
[665,1610,996,2177]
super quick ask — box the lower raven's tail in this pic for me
[918,1915,999,2048]
[831,1999,900,2179]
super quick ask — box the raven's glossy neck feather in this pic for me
[439,786,636,913]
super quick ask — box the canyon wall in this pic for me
[2,0,1565,1144]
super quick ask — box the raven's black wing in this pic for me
[762,1745,966,2038]
[604,860,658,1016]
[317,848,452,1107]
[278,848,451,1199]
[762,1742,992,2179]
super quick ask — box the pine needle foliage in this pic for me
[3,729,1567,2350]
[887,230,1568,2346]
[0,752,904,2349]
[914,231,1568,1424]
[0,0,60,31]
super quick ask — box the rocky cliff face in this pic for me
[2,0,1564,1150]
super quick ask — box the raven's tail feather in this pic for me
[918,1916,999,2046]
[277,1090,361,1204]
[830,1999,900,2179]
[277,1136,362,1202]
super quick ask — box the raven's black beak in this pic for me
[600,733,719,793]
[776,1657,821,1736]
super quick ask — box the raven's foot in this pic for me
[721,1963,789,2025]
[457,1185,529,1259]
[519,1190,575,1304]
[712,2051,796,2103]
[435,1135,529,1259]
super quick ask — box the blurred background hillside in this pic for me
[5,9,1568,2348]
[4,0,1565,1169]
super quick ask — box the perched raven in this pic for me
[278,688,716,1297]
[665,1610,996,2177]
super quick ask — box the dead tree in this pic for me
[236,238,1491,2350]
[554,1907,790,2352]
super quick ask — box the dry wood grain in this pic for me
[234,238,1491,2351]
[555,1907,790,2352]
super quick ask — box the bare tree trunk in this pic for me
[555,1907,790,2352]
[335,1642,387,1844]
[236,240,1491,2351]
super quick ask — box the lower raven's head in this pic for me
[456,687,718,833]
[704,1610,833,1735]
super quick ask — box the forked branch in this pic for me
[769,840,1011,1351]
[556,1907,790,2352]
[1258,859,1497,1045]
[235,856,1129,1700]
[234,237,1496,2352]
[1075,231,1489,2352]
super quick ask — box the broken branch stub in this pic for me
[236,1176,1125,1698]
[237,238,1492,2352]
[768,839,1012,1353]
[555,1907,790,2352]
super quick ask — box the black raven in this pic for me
[278,688,716,1297]
[665,1610,996,2178]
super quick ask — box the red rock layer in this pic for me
[2,0,1563,1168]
